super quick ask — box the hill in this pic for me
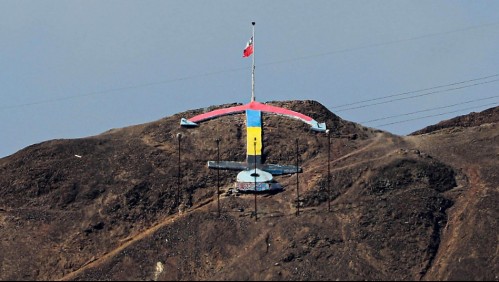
[410,106,499,135]
[0,101,497,281]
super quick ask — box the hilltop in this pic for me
[0,101,497,281]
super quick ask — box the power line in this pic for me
[373,102,499,128]
[261,21,499,67]
[2,22,499,111]
[334,78,499,112]
[361,96,499,123]
[0,67,247,111]
[332,74,499,109]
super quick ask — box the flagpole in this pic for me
[251,22,255,102]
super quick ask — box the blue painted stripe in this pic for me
[246,110,261,127]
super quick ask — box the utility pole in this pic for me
[254,137,258,221]
[216,138,221,217]
[296,138,300,216]
[176,133,182,208]
[326,129,331,212]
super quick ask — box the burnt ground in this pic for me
[410,106,499,135]
[0,101,497,281]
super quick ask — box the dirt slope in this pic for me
[0,101,497,281]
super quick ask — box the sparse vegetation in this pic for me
[0,101,497,281]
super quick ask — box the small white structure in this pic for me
[235,168,282,192]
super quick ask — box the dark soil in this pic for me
[0,101,497,281]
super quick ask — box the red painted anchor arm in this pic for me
[181,101,326,131]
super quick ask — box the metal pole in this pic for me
[216,138,221,217]
[251,22,256,102]
[296,138,300,216]
[177,133,182,207]
[327,130,331,212]
[254,137,258,221]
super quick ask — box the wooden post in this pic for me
[216,138,221,217]
[296,138,300,216]
[254,137,258,221]
[176,133,182,207]
[327,130,331,212]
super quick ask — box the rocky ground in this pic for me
[0,101,497,281]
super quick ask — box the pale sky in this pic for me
[1,0,498,157]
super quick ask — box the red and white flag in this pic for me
[243,36,253,57]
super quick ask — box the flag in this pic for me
[243,36,253,57]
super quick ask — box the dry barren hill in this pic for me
[0,101,497,281]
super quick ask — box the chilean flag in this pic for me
[243,36,253,57]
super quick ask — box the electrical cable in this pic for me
[361,95,499,123]
[261,21,499,67]
[2,22,499,111]
[332,74,499,109]
[0,67,247,111]
[373,102,499,128]
[334,78,499,112]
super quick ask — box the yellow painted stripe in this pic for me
[246,126,262,155]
